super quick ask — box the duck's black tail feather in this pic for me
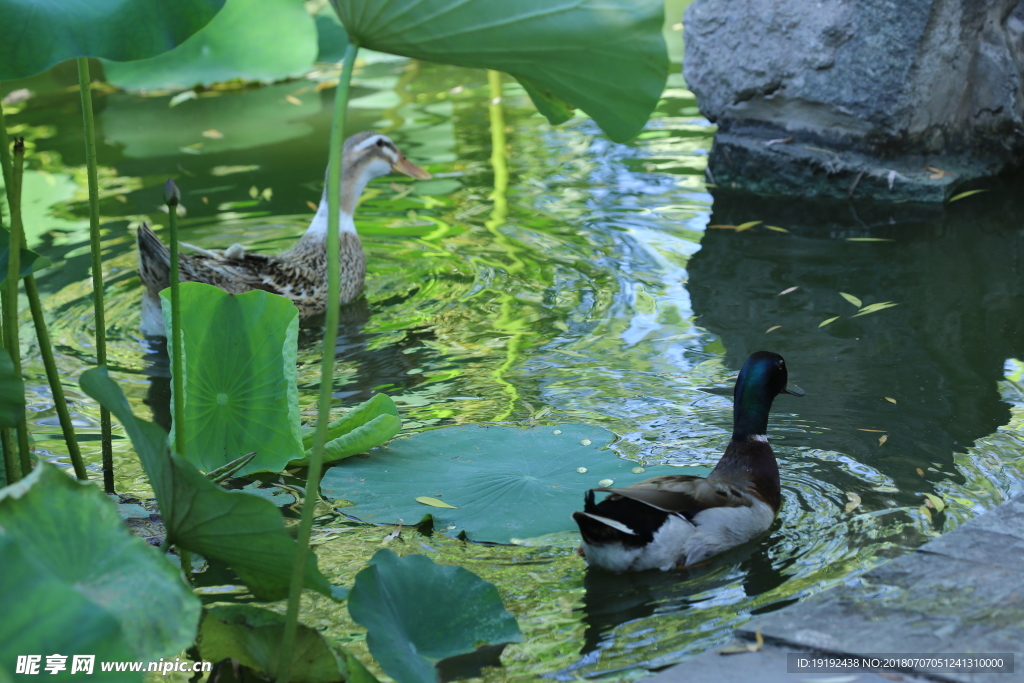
[136,222,170,291]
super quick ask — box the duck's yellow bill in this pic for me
[393,157,431,180]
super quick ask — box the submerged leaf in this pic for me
[839,292,862,308]
[878,434,888,446]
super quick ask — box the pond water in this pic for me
[5,50,1024,681]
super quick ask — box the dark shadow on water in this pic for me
[687,181,1024,491]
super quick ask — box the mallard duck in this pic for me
[136,131,431,336]
[573,351,803,572]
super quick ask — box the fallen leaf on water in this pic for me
[416,496,457,509]
[249,185,259,199]
[169,90,197,107]
[923,493,945,512]
[948,189,988,203]
[885,397,897,404]
[879,434,888,446]
[857,428,887,433]
[306,200,318,212]
[778,286,799,296]
[925,166,951,180]
[765,325,782,334]
[201,197,209,204]
[839,292,862,307]
[845,492,861,513]
[819,316,840,328]
[846,237,894,242]
[919,504,933,522]
[708,224,738,230]
[261,187,273,201]
[852,302,899,317]
[718,628,764,655]
[916,468,925,476]
[285,94,303,106]
[315,78,339,91]
[765,225,789,232]
[735,221,761,231]
[201,129,224,139]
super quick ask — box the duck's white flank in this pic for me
[749,434,768,442]
[581,500,775,572]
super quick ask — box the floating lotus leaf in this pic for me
[322,423,690,543]
[348,549,521,683]
[0,463,199,667]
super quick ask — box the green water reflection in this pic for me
[3,48,1024,681]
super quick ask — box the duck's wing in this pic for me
[596,474,757,513]
[181,250,290,295]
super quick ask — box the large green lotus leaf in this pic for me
[0,225,51,287]
[333,0,669,142]
[322,423,693,543]
[79,367,344,603]
[0,463,199,664]
[0,0,225,81]
[348,549,521,683]
[103,0,317,91]
[198,605,378,683]
[0,348,24,429]
[160,283,303,476]
[0,537,135,679]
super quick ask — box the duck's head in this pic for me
[732,351,803,440]
[343,131,432,181]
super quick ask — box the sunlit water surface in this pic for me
[5,53,1024,681]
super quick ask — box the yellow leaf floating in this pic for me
[415,496,457,509]
[839,292,862,308]
[923,493,945,512]
[919,504,933,522]
[948,189,989,203]
[819,316,840,328]
[765,225,789,233]
[885,397,897,404]
[285,94,303,106]
[845,492,861,513]
[778,286,799,296]
[202,129,224,139]
[765,325,782,334]
[916,468,925,476]
[735,220,761,231]
[878,434,888,446]
[857,428,887,433]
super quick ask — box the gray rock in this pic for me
[683,0,1024,201]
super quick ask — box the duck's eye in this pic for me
[376,138,385,148]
